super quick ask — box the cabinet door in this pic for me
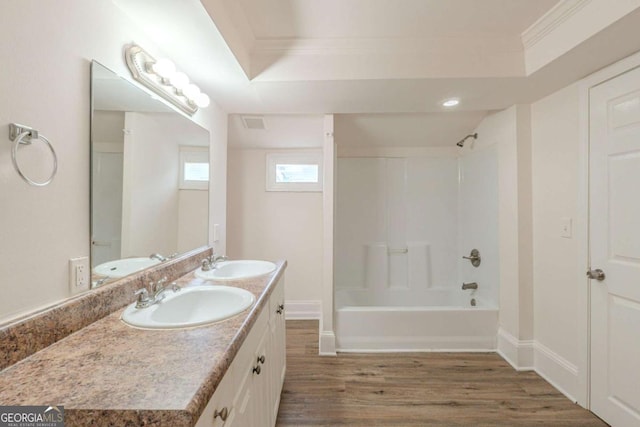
[194,363,235,427]
[268,278,286,425]
[252,324,271,427]
[230,362,255,427]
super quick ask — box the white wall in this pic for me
[93,111,125,145]
[121,113,180,257]
[470,106,534,368]
[226,149,323,309]
[177,190,209,253]
[0,0,227,324]
[531,82,582,399]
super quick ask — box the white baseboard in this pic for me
[534,341,579,403]
[284,300,321,320]
[336,335,496,352]
[497,327,534,371]
[319,330,337,356]
[497,330,581,404]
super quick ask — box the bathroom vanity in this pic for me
[196,273,285,427]
[0,251,287,427]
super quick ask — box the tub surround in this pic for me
[0,246,212,371]
[0,254,286,427]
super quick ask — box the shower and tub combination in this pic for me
[335,135,499,352]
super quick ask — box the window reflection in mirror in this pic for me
[90,61,210,286]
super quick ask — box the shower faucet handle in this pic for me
[462,249,481,267]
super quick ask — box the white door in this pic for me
[590,65,640,426]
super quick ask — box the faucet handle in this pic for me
[151,277,168,293]
[134,288,151,308]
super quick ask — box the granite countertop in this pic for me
[0,261,286,427]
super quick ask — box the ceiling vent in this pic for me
[241,115,266,130]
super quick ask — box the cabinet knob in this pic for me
[257,355,266,364]
[276,303,284,314]
[214,407,229,421]
[253,365,261,375]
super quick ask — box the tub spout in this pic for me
[462,282,478,290]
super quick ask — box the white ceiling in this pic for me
[238,0,557,39]
[114,0,640,148]
[228,114,325,148]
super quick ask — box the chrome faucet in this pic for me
[462,282,478,290]
[149,253,167,262]
[134,276,180,309]
[150,277,169,301]
[201,254,228,271]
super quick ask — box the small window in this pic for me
[266,152,323,192]
[179,147,209,190]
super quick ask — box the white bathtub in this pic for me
[335,288,498,352]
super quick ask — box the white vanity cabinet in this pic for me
[196,278,286,427]
[268,278,286,422]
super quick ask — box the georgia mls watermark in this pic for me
[0,406,64,427]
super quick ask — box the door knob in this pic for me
[587,269,606,281]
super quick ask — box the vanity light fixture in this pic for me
[124,44,210,115]
[442,98,460,108]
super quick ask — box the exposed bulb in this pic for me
[442,98,460,108]
[183,83,200,100]
[195,93,210,108]
[170,72,189,90]
[151,58,176,79]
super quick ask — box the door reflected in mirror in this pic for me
[91,61,209,285]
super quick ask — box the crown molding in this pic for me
[521,0,592,49]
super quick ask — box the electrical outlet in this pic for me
[213,224,220,242]
[69,257,90,295]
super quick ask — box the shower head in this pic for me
[456,133,478,148]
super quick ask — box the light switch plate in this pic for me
[560,217,572,238]
[213,223,220,242]
[69,257,90,295]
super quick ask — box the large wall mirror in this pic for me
[90,61,210,284]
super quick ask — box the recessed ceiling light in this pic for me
[442,98,460,108]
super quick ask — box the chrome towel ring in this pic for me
[8,123,58,187]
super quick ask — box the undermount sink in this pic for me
[195,260,277,281]
[121,286,255,330]
[93,257,161,278]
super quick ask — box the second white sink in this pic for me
[121,286,255,329]
[94,257,161,278]
[195,260,277,281]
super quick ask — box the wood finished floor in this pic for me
[276,320,608,427]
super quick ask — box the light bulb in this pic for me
[183,83,200,100]
[151,58,175,79]
[442,98,460,108]
[170,72,189,90]
[195,93,210,108]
